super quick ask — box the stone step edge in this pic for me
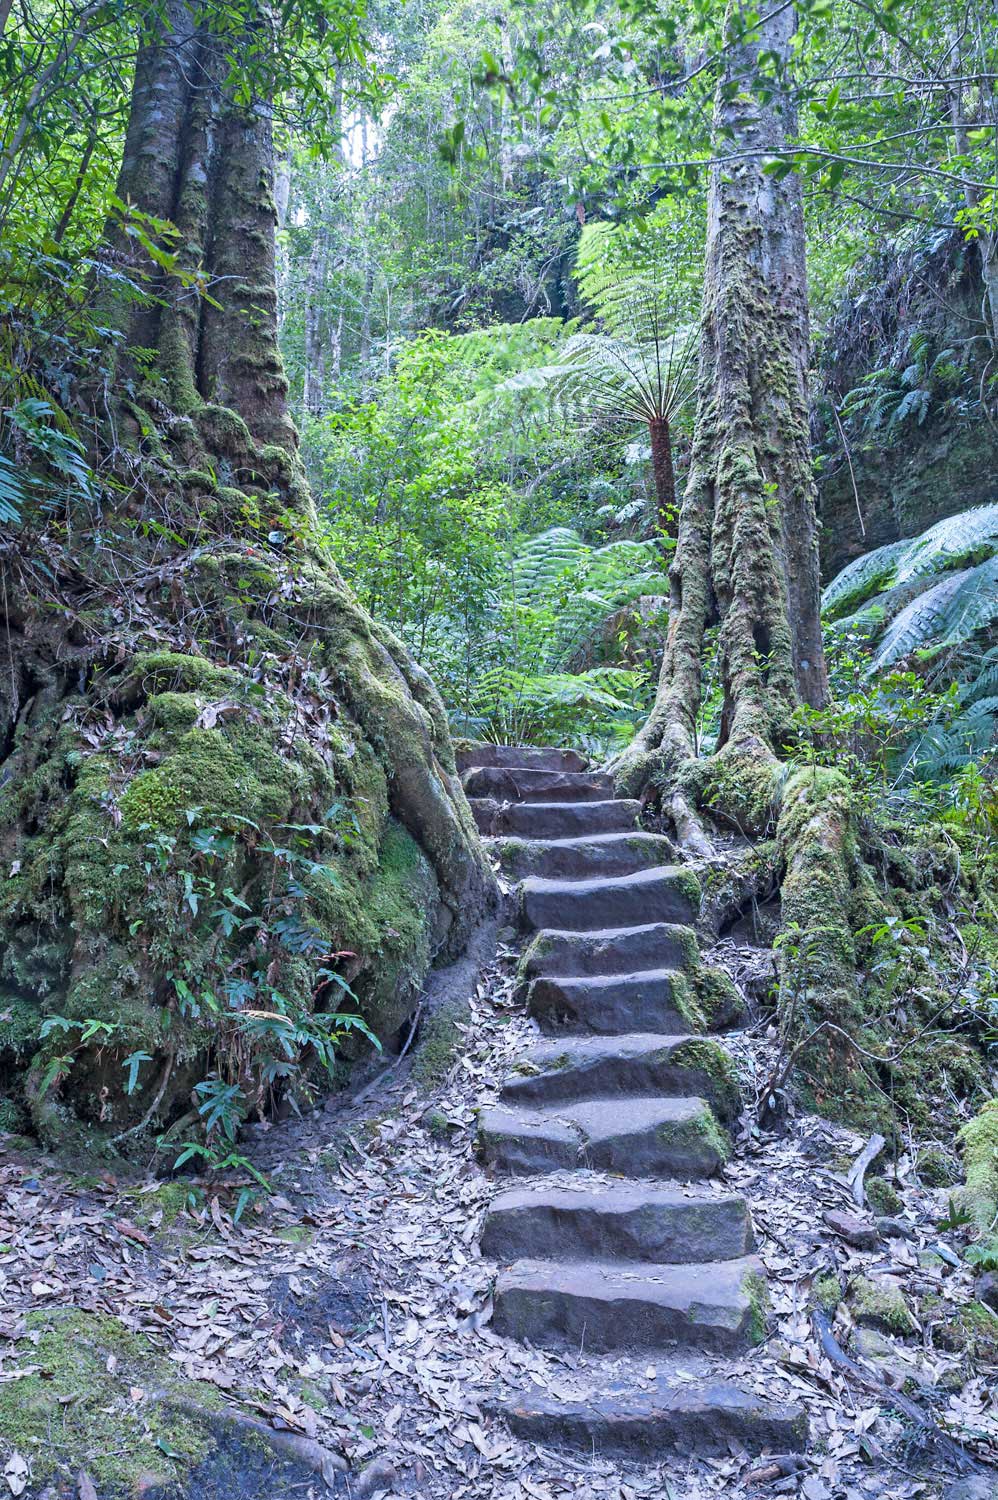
[483,1381,808,1457]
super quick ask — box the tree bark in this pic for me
[648,416,677,543]
[613,0,828,801]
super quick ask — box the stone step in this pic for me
[481,1183,754,1265]
[493,831,676,882]
[518,866,698,933]
[502,1034,740,1122]
[456,745,586,773]
[470,798,640,838]
[462,766,612,803]
[486,1377,807,1457]
[519,922,698,981]
[478,1095,728,1178]
[527,970,690,1036]
[492,1254,766,1354]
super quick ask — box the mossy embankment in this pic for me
[1,392,495,1157]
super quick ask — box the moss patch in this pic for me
[960,1099,998,1232]
[412,1005,465,1088]
[849,1275,917,1336]
[0,1307,221,1493]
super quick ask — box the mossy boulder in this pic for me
[0,556,494,1152]
[848,1275,918,1337]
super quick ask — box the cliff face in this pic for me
[814,229,998,581]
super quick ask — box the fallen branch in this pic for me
[847,1132,886,1208]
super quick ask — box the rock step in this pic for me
[463,766,612,803]
[481,1183,754,1265]
[526,970,690,1036]
[470,798,640,838]
[492,1254,766,1354]
[518,866,698,933]
[456,744,586,773]
[486,1378,807,1458]
[479,1095,728,1179]
[492,830,676,882]
[502,1033,739,1122]
[519,922,698,980]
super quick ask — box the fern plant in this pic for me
[500,222,701,542]
[818,507,998,807]
[840,332,969,443]
[823,503,998,621]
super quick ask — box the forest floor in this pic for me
[1,934,996,1500]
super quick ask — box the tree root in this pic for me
[812,1310,983,1476]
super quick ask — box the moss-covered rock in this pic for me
[848,1275,917,1337]
[0,1307,220,1493]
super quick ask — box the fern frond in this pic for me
[872,556,998,669]
[822,539,907,619]
[0,452,25,526]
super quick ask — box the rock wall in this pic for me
[814,229,998,581]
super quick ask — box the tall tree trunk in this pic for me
[647,416,677,543]
[1,2,494,1152]
[614,0,828,812]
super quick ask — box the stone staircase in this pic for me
[459,744,807,1459]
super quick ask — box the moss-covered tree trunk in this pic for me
[0,3,495,1152]
[614,0,827,817]
[608,4,885,1111]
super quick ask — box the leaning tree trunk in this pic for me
[611,4,882,1114]
[0,3,494,1152]
[614,0,828,821]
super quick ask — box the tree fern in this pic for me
[823,504,998,622]
[893,503,998,584]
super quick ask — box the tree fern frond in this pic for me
[822,539,907,619]
[871,556,998,670]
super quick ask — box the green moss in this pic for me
[422,1109,452,1139]
[867,1177,902,1216]
[668,1037,741,1121]
[273,1224,314,1244]
[682,746,782,838]
[918,1144,958,1188]
[959,1099,998,1231]
[814,1274,842,1313]
[119,724,302,832]
[126,1180,194,1228]
[742,1267,770,1344]
[692,964,747,1030]
[412,1007,463,1088]
[922,1292,998,1364]
[0,1307,220,1492]
[179,468,217,492]
[849,1275,917,1336]
[673,1102,731,1165]
[146,691,202,733]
